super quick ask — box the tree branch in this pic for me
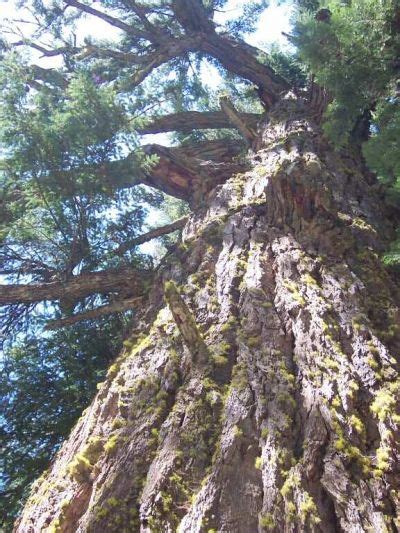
[30,65,68,88]
[45,296,143,329]
[219,96,257,145]
[63,0,152,40]
[138,110,261,134]
[142,139,247,200]
[115,215,189,256]
[0,267,147,305]
[200,33,289,105]
[12,40,74,57]
[173,0,215,33]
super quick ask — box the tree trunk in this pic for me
[15,94,400,533]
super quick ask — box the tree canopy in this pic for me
[1,0,400,529]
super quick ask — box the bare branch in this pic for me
[12,40,74,57]
[45,296,143,329]
[115,215,189,256]
[219,96,257,145]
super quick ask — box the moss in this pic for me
[302,273,319,288]
[231,361,248,391]
[259,513,275,530]
[283,279,306,306]
[376,445,390,472]
[68,436,104,483]
[255,456,263,470]
[324,357,339,371]
[349,415,365,435]
[233,425,243,438]
[334,437,346,452]
[247,336,262,348]
[261,301,273,309]
[286,501,296,521]
[280,471,300,499]
[351,217,377,234]
[104,434,120,455]
[370,383,399,421]
[212,354,229,366]
[279,362,296,386]
[300,494,320,525]
[367,356,379,369]
[107,363,119,379]
[332,396,341,409]
[261,427,269,439]
[278,392,296,409]
[68,454,93,483]
[220,316,237,332]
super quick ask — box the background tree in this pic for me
[0,0,399,531]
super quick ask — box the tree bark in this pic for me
[15,94,400,533]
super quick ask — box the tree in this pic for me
[2,0,400,531]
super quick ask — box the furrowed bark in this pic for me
[0,267,146,305]
[15,94,400,533]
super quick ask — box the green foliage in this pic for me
[293,0,400,266]
[293,0,400,144]
[267,45,307,89]
[0,316,123,530]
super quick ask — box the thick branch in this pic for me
[200,33,289,105]
[115,216,189,256]
[173,0,215,33]
[48,140,247,201]
[45,296,143,329]
[142,139,247,200]
[171,0,289,104]
[128,35,202,87]
[138,111,261,134]
[0,267,146,305]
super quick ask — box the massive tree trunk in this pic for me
[15,94,400,532]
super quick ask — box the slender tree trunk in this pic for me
[15,94,400,533]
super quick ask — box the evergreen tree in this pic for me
[0,1,399,531]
